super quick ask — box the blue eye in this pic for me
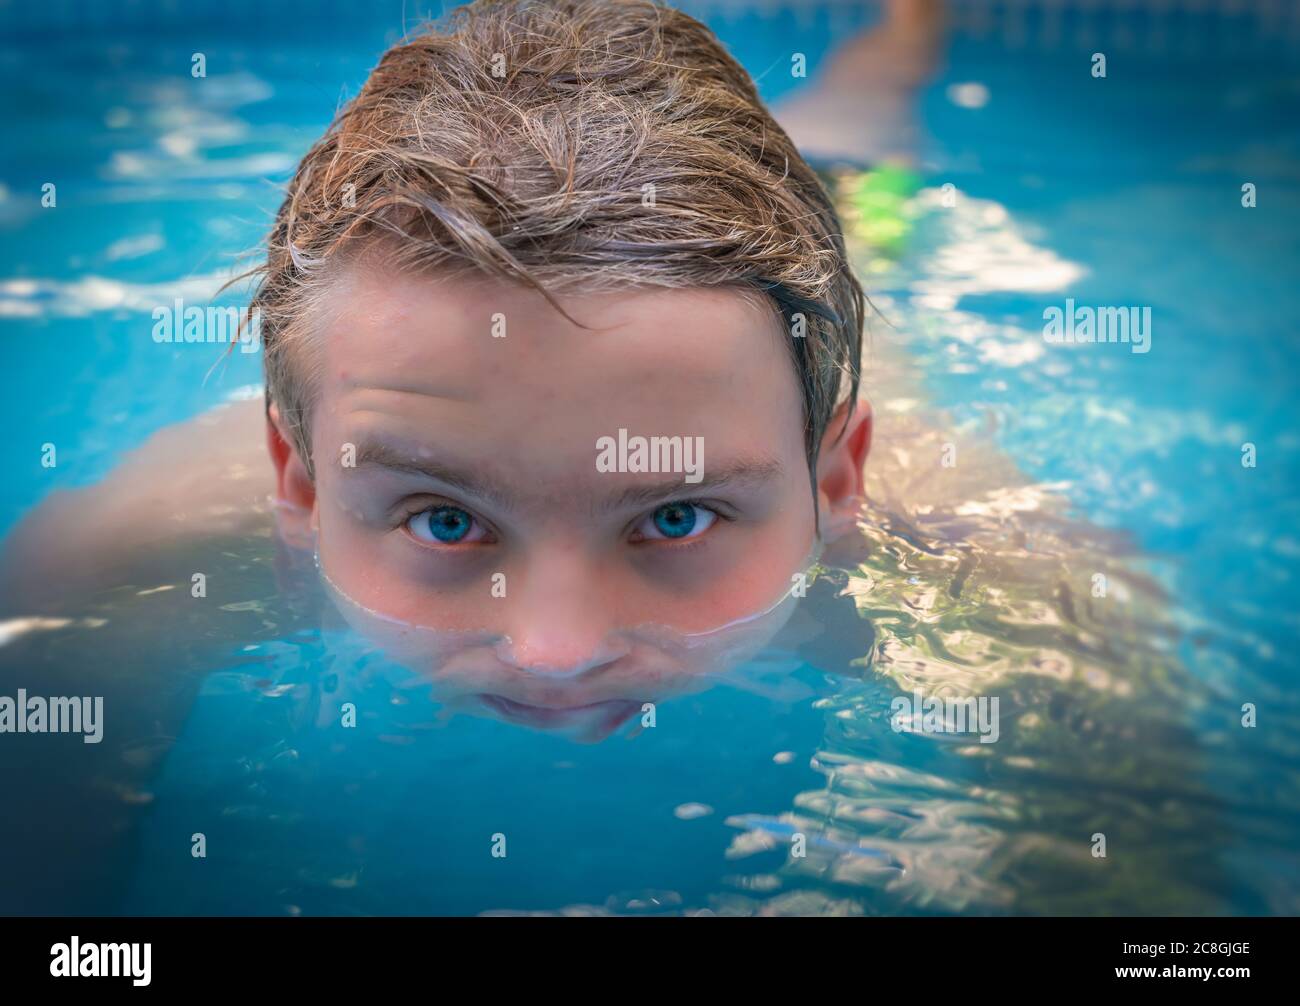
[407,505,485,544]
[637,502,718,542]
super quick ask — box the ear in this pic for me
[266,401,316,513]
[815,398,872,538]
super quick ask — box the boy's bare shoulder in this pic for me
[0,398,275,611]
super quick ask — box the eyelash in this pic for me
[394,498,733,548]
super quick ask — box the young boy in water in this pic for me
[6,3,1206,919]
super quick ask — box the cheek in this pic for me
[313,499,381,604]
[744,526,817,603]
[661,505,817,628]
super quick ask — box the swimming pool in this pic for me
[2,0,1298,915]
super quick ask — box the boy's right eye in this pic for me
[406,505,491,545]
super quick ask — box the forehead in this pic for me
[311,262,806,483]
[319,265,789,388]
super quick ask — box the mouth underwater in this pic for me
[476,693,643,730]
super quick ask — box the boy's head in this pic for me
[255,0,870,717]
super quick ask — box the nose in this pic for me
[495,560,630,679]
[496,633,628,679]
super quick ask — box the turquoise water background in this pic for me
[1,1,1298,915]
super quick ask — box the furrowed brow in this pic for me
[351,441,518,510]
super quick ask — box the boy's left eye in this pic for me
[633,502,718,542]
[406,505,491,545]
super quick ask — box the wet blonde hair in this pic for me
[252,0,864,482]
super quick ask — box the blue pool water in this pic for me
[2,1,1299,915]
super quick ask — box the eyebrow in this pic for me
[350,440,784,514]
[603,461,783,512]
[353,441,522,510]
